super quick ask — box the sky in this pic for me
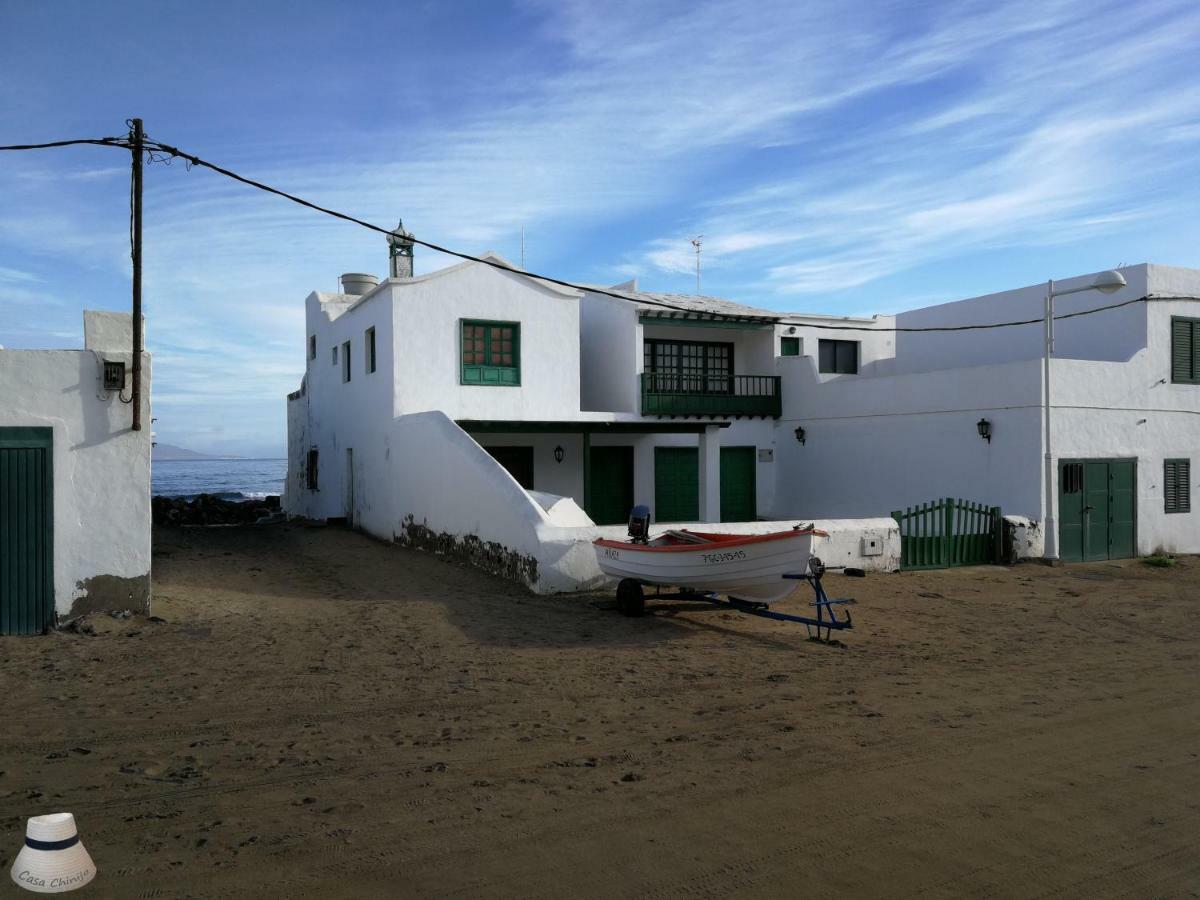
[3,0,1200,456]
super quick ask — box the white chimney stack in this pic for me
[388,219,414,279]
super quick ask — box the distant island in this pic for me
[153,443,241,461]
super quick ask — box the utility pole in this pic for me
[691,235,703,294]
[130,117,144,431]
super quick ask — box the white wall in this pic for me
[0,312,152,619]
[775,356,1045,519]
[894,265,1149,372]
[580,294,639,413]
[390,261,583,420]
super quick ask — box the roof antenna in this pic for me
[690,235,703,294]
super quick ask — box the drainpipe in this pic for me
[1042,280,1057,561]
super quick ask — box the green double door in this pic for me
[1059,459,1136,562]
[652,445,757,524]
[1,428,54,635]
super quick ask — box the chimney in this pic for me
[340,273,379,295]
[388,219,414,278]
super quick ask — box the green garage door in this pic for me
[1059,458,1136,562]
[588,446,634,526]
[654,447,698,522]
[720,446,756,522]
[1,428,54,635]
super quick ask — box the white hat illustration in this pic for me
[10,813,96,893]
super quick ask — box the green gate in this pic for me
[891,497,1003,571]
[1,427,54,635]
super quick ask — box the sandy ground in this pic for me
[1,523,1198,898]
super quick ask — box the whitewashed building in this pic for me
[777,263,1200,561]
[285,232,1199,587]
[0,312,152,633]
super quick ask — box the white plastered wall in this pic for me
[0,311,151,618]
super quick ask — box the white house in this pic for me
[284,232,1199,588]
[776,263,1200,561]
[0,311,152,633]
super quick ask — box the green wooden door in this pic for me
[1,428,54,635]
[1059,461,1086,563]
[588,446,634,526]
[1084,461,1111,561]
[1059,459,1136,562]
[1108,461,1136,559]
[484,446,534,490]
[654,447,698,522]
[719,446,756,522]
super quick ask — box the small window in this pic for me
[780,337,800,357]
[1165,458,1191,513]
[1171,317,1200,384]
[365,327,376,374]
[342,340,352,383]
[818,339,858,374]
[331,345,338,365]
[461,320,520,385]
[306,448,319,490]
[308,335,316,361]
[1062,462,1084,494]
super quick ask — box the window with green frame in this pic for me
[461,320,520,385]
[1171,316,1200,384]
[780,336,800,356]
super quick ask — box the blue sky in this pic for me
[3,0,1200,456]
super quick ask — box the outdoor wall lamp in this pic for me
[977,418,992,443]
[793,425,806,445]
[554,445,565,463]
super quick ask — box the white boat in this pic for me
[593,527,825,605]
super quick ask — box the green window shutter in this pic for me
[780,337,800,357]
[461,320,521,385]
[1171,317,1199,383]
[1165,458,1191,514]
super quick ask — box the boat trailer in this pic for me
[614,556,860,641]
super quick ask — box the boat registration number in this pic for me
[701,550,746,564]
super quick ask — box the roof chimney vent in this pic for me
[340,273,379,296]
[388,219,414,279]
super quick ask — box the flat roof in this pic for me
[457,419,731,434]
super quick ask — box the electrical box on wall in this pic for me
[103,360,126,392]
[860,534,883,556]
[757,448,774,462]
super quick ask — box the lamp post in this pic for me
[1042,269,1126,561]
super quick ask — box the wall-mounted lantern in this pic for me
[977,418,992,443]
[554,445,565,463]
[102,360,126,392]
[793,425,806,445]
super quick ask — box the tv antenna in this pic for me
[690,235,703,294]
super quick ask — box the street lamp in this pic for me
[1042,269,1126,561]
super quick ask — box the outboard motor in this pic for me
[627,505,651,543]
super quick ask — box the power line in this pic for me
[3,131,1197,334]
[0,137,130,152]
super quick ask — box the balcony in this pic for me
[640,373,781,418]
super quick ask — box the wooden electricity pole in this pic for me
[131,117,144,431]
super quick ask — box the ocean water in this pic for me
[152,458,287,500]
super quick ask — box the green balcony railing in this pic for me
[640,373,782,418]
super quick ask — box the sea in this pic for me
[152,458,287,501]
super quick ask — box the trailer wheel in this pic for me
[616,579,645,617]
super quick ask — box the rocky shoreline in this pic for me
[152,493,283,527]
